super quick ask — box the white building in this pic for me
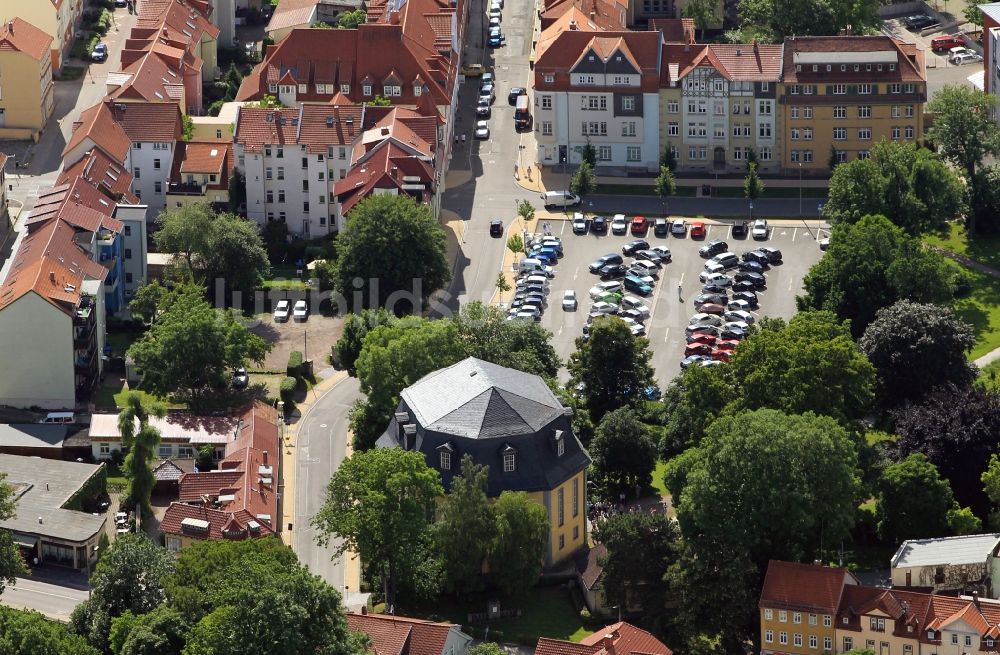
[89,412,237,461]
[891,534,1000,597]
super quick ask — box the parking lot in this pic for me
[529,218,828,386]
[882,15,984,95]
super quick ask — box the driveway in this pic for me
[250,314,344,371]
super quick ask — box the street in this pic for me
[292,375,361,596]
[0,576,89,622]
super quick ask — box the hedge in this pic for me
[279,376,297,411]
[287,351,304,379]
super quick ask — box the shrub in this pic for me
[279,376,297,411]
[287,351,304,379]
[207,100,225,117]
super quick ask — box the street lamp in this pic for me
[798,162,803,217]
[749,200,754,221]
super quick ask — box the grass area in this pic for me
[249,373,283,400]
[261,265,312,291]
[595,184,696,197]
[104,462,127,487]
[55,66,85,81]
[708,186,829,199]
[924,222,1000,270]
[951,267,1000,359]
[395,586,595,644]
[979,360,1000,393]
[651,459,670,497]
[106,331,141,357]
[93,380,185,411]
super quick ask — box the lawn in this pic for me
[924,223,1000,270]
[980,360,1000,393]
[93,381,185,411]
[951,267,1000,359]
[651,459,669,497]
[394,585,595,645]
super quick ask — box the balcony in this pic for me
[166,181,207,196]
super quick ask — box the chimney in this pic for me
[49,271,56,284]
[569,20,577,29]
[974,591,981,608]
[602,631,619,653]
[7,20,12,33]
[263,450,268,465]
[590,10,595,19]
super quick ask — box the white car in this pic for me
[488,16,500,28]
[273,300,290,322]
[632,260,659,277]
[752,218,768,240]
[953,52,983,65]
[703,261,726,275]
[671,219,687,235]
[724,309,754,324]
[611,214,628,234]
[480,83,495,101]
[572,213,588,233]
[727,299,753,312]
[651,246,671,261]
[689,313,723,327]
[724,320,750,332]
[293,300,308,321]
[621,296,650,319]
[562,290,578,310]
[589,280,623,299]
[475,121,490,139]
[589,301,618,316]
[699,271,732,286]
[629,323,646,336]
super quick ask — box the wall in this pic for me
[0,293,75,409]
[0,4,58,68]
[114,205,149,298]
[130,141,174,213]
[529,469,587,566]
[834,610,921,655]
[0,49,53,137]
[760,607,837,655]
[891,562,988,591]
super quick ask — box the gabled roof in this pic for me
[760,560,859,613]
[0,17,54,62]
[176,141,227,174]
[266,0,318,33]
[109,48,187,105]
[108,100,183,143]
[781,35,926,84]
[57,148,139,203]
[534,28,661,92]
[234,105,366,153]
[347,613,464,655]
[537,623,673,655]
[540,0,627,31]
[659,43,706,86]
[64,101,132,163]
[647,18,694,44]
[333,139,434,215]
[27,179,123,232]
[707,42,783,81]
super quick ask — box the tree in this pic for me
[118,392,165,522]
[859,300,976,407]
[370,95,393,107]
[568,316,655,424]
[798,214,958,336]
[927,85,1000,234]
[71,534,174,652]
[965,4,984,35]
[0,474,26,595]
[823,140,964,235]
[982,454,1000,529]
[743,161,764,202]
[227,169,245,214]
[517,199,535,223]
[452,302,560,378]
[581,141,597,167]
[682,0,717,40]
[948,506,983,536]
[592,512,679,630]
[667,409,861,569]
[495,273,511,303]
[725,311,876,425]
[590,408,657,495]
[736,0,879,41]
[893,384,1000,520]
[196,444,215,472]
[334,309,394,375]
[127,284,270,405]
[661,144,678,172]
[876,453,956,542]
[969,164,1000,234]
[506,234,524,262]
[331,194,450,314]
[435,456,496,595]
[109,606,187,655]
[468,644,505,655]
[0,607,99,655]
[155,203,271,299]
[660,364,734,458]
[253,94,282,109]
[127,281,167,325]
[312,448,443,609]
[828,144,840,173]
[489,491,549,596]
[223,63,242,101]
[570,160,597,197]
[654,165,676,215]
[337,8,366,27]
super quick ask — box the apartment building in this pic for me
[0,19,55,141]
[0,0,83,70]
[130,0,220,84]
[659,41,783,174]
[533,19,662,172]
[760,560,859,655]
[777,35,927,174]
[167,141,233,211]
[979,3,1000,119]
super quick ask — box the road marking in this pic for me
[788,278,794,291]
[319,424,327,428]
[664,327,670,343]
[679,272,685,285]
[573,265,579,280]
[557,326,563,335]
[791,228,797,242]
[726,225,732,239]
[560,220,567,235]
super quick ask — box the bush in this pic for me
[207,100,225,117]
[287,351,304,379]
[279,376,297,410]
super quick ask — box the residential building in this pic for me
[533,21,662,172]
[836,585,928,655]
[160,401,280,549]
[759,560,860,655]
[265,0,318,41]
[89,411,237,461]
[112,100,185,213]
[62,100,133,172]
[890,534,1000,596]
[346,613,472,655]
[167,141,234,211]
[107,46,191,115]
[377,357,591,567]
[0,454,107,570]
[0,18,55,141]
[188,101,240,142]
[777,35,927,174]
[0,423,91,461]
[540,0,629,31]
[205,0,236,48]
[979,3,1000,119]
[129,0,220,86]
[0,0,84,70]
[536,622,673,655]
[659,41,783,174]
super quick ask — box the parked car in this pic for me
[694,293,728,307]
[293,300,308,321]
[759,246,783,262]
[732,291,758,307]
[232,367,249,389]
[490,219,504,237]
[751,218,768,240]
[462,63,485,76]
[904,14,935,29]
[611,214,628,235]
[273,300,290,321]
[931,34,966,51]
[654,218,669,236]
[732,280,758,293]
[541,190,581,208]
[622,239,650,256]
[635,249,665,265]
[689,313,723,327]
[690,221,706,238]
[589,301,618,316]
[670,219,687,235]
[623,274,653,296]
[699,271,732,286]
[953,52,983,65]
[481,72,495,87]
[724,310,755,325]
[710,252,740,270]
[727,299,753,312]
[488,27,504,46]
[476,98,491,118]
[474,121,490,139]
[732,220,748,237]
[742,249,770,265]
[572,214,588,234]
[479,83,495,102]
[631,260,659,277]
[685,342,714,356]
[600,263,628,279]
[819,237,830,250]
[738,260,765,273]
[589,253,623,273]
[631,216,648,235]
[508,87,527,104]
[734,271,766,288]
[650,246,671,262]
[698,303,726,315]
[591,216,607,233]
[590,280,623,299]
[699,239,728,258]
[681,354,712,369]
[91,42,108,62]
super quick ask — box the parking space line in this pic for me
[573,265,579,280]
[726,225,732,239]
[561,220,567,235]
[791,227,797,242]
[788,278,794,291]
[663,327,670,343]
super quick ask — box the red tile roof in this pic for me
[0,17,54,62]
[346,613,459,655]
[781,35,926,84]
[540,0,628,31]
[57,148,139,203]
[163,401,280,543]
[706,42,783,81]
[534,28,661,93]
[760,560,859,613]
[647,18,694,44]
[334,139,434,215]
[660,43,706,86]
[109,48,187,105]
[64,101,132,164]
[235,104,365,153]
[107,100,183,143]
[537,623,673,655]
[159,503,277,540]
[28,179,122,231]
[176,141,227,174]
[266,0,318,33]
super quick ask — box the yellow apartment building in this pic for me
[777,35,926,175]
[0,0,81,70]
[0,18,55,141]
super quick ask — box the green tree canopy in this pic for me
[798,214,958,336]
[108,605,187,655]
[0,607,99,655]
[737,0,880,41]
[329,194,450,314]
[0,473,26,595]
[118,392,166,521]
[312,448,443,609]
[666,409,862,569]
[859,300,976,407]
[659,364,734,458]
[570,161,597,197]
[682,0,718,39]
[568,316,655,424]
[824,140,964,234]
[876,453,958,542]
[489,491,550,596]
[337,8,366,27]
[590,408,657,495]
[127,284,270,405]
[334,309,394,375]
[127,281,167,325]
[435,456,496,595]
[154,203,271,299]
[743,161,764,201]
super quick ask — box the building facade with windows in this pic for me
[0,18,55,141]
[377,358,591,567]
[533,23,662,173]
[777,35,927,175]
[0,0,83,71]
[659,41,783,174]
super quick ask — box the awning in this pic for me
[13,534,38,548]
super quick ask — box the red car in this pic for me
[685,343,714,357]
[715,339,741,351]
[698,303,725,315]
[690,221,706,238]
[631,216,648,236]
[712,348,733,362]
[686,332,718,345]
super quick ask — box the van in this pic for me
[541,190,581,208]
[39,412,75,424]
[519,274,550,288]
[931,34,965,52]
[518,258,553,276]
[514,95,532,130]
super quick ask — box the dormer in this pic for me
[551,429,565,457]
[501,443,517,473]
[436,441,455,470]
